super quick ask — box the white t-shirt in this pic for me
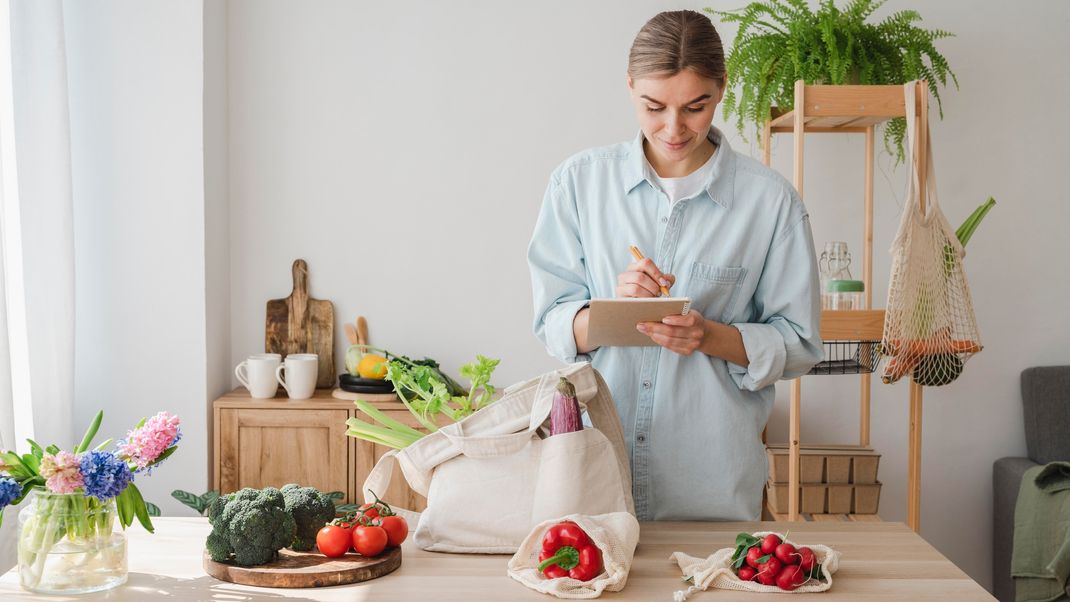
[649,146,717,206]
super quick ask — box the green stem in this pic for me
[537,546,580,572]
[393,387,439,433]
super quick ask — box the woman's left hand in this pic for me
[637,311,708,355]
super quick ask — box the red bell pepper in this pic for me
[537,521,603,581]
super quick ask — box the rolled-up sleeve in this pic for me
[728,199,823,391]
[528,174,591,364]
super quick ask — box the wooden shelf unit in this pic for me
[762,81,930,532]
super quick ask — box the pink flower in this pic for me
[40,451,84,494]
[118,412,181,470]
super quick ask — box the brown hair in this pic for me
[628,10,726,84]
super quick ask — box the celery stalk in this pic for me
[956,197,995,246]
[345,420,420,449]
[353,400,424,439]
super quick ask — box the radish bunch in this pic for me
[730,532,823,591]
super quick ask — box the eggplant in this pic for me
[550,377,582,435]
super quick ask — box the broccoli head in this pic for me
[281,483,336,551]
[206,487,296,566]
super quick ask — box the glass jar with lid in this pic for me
[823,279,864,310]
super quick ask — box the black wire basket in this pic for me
[808,340,882,375]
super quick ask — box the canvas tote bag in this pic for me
[361,362,635,553]
[881,81,982,386]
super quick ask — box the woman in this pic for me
[527,10,822,521]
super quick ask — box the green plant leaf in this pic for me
[326,491,345,500]
[25,439,43,457]
[20,453,40,473]
[145,502,161,517]
[116,488,135,529]
[171,489,206,514]
[126,483,155,533]
[76,410,104,454]
[142,445,177,469]
[735,532,760,547]
[201,490,220,510]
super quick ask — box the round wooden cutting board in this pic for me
[331,388,399,402]
[203,547,401,588]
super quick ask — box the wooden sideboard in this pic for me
[212,388,432,510]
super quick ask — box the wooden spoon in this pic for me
[356,316,369,348]
[344,323,358,345]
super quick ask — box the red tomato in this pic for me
[352,525,388,557]
[358,503,381,521]
[316,525,351,558]
[380,515,408,548]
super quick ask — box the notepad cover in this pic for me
[586,297,692,347]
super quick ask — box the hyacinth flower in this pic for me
[117,411,182,472]
[0,410,180,590]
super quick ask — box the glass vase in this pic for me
[16,488,128,594]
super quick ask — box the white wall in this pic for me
[225,0,1070,591]
[204,0,231,481]
[67,0,208,516]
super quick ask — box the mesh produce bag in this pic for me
[670,531,841,599]
[881,82,982,387]
[507,512,640,599]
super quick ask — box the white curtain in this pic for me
[0,0,76,571]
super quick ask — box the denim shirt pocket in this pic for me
[688,262,747,322]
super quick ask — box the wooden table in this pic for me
[0,518,994,600]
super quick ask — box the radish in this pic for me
[745,545,764,569]
[797,546,816,573]
[776,564,806,591]
[737,565,757,581]
[759,533,782,555]
[756,557,782,586]
[774,542,798,565]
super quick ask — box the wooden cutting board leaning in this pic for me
[265,259,336,388]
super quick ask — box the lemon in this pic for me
[357,354,389,380]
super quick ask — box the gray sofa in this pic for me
[992,366,1070,602]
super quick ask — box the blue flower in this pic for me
[0,476,20,508]
[79,451,133,501]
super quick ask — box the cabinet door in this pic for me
[352,409,433,512]
[219,408,349,500]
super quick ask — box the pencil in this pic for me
[628,245,671,297]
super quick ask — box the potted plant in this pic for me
[707,0,957,161]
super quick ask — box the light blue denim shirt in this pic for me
[528,126,823,521]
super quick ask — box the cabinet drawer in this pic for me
[218,408,349,499]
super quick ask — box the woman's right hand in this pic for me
[616,258,675,297]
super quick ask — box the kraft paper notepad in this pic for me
[587,297,692,347]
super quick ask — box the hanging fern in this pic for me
[708,0,956,161]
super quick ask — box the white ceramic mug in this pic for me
[275,353,318,400]
[235,353,282,399]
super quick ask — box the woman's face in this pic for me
[628,69,724,170]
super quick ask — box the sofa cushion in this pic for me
[1022,366,1070,465]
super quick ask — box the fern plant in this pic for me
[708,0,956,161]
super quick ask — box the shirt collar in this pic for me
[622,125,736,210]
